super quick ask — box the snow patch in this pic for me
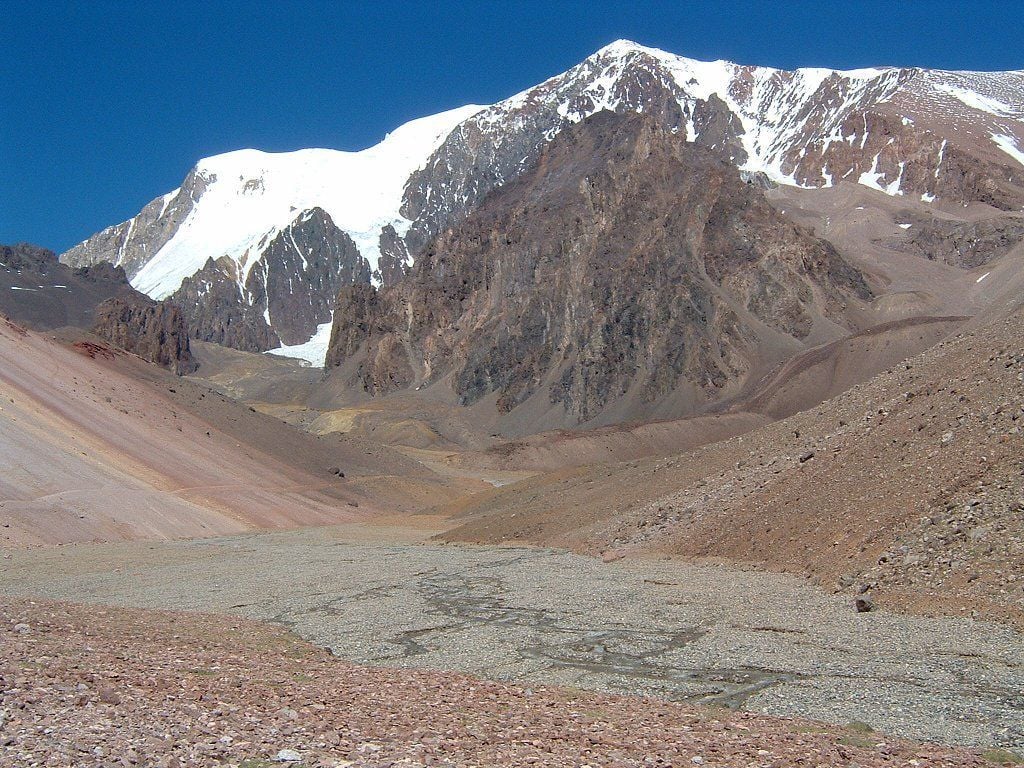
[935,84,1017,117]
[858,154,887,191]
[266,319,334,366]
[992,133,1024,167]
[976,271,991,283]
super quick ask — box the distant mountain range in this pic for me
[59,40,1024,426]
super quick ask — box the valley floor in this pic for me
[3,598,1000,768]
[2,525,1022,757]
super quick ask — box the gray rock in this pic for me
[854,596,875,613]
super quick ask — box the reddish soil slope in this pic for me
[441,304,1024,628]
[0,318,474,546]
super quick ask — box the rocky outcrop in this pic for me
[376,225,411,286]
[881,213,1024,268]
[170,207,371,353]
[167,256,277,352]
[788,110,1024,210]
[92,292,198,375]
[0,243,132,330]
[62,170,204,279]
[328,113,871,426]
[0,243,197,373]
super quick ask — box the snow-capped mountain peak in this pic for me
[129,104,484,300]
[62,41,1024,366]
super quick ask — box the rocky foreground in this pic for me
[0,598,1005,767]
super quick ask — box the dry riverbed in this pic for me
[2,526,1022,754]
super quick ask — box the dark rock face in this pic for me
[170,256,278,352]
[171,207,371,353]
[0,243,131,330]
[881,214,1024,269]
[329,113,871,425]
[400,49,744,255]
[376,225,411,287]
[0,242,197,374]
[92,292,198,375]
[258,208,371,345]
[62,169,205,279]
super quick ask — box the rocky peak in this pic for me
[329,112,871,429]
[400,45,1024,257]
[169,206,370,353]
[92,291,198,375]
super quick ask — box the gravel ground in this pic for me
[2,527,1022,753]
[1,598,994,768]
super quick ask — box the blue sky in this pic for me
[3,1,1023,252]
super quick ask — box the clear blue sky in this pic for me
[3,0,1022,253]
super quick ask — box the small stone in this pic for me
[798,451,815,463]
[98,686,121,704]
[12,622,30,633]
[274,748,303,763]
[855,596,875,613]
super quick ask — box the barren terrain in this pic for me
[3,527,1022,754]
[0,318,482,546]
[5,595,1006,768]
[441,301,1024,630]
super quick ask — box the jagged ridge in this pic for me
[61,40,1024,364]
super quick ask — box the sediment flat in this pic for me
[2,525,1021,752]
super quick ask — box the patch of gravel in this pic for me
[1,598,994,768]
[2,527,1023,752]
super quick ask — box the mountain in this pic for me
[62,106,484,357]
[440,296,1024,628]
[0,242,196,374]
[60,41,1024,366]
[404,39,1024,254]
[326,112,872,430]
[1,242,130,329]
